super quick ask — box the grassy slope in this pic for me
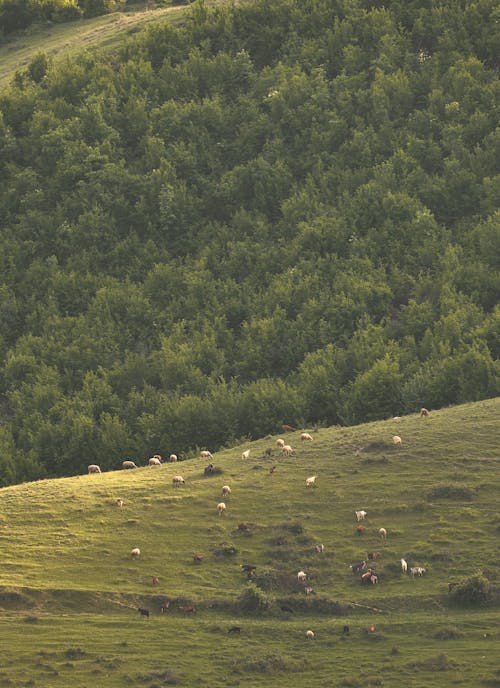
[0,0,242,88]
[0,398,499,687]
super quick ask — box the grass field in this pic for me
[0,0,244,88]
[0,398,499,687]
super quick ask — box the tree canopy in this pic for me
[0,0,498,484]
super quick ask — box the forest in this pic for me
[0,0,498,485]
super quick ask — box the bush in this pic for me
[237,585,270,614]
[450,574,492,607]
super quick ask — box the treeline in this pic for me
[0,0,498,485]
[0,0,148,37]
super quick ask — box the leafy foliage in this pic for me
[0,0,498,484]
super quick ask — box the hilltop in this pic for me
[0,399,498,686]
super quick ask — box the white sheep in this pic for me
[148,457,161,466]
[305,476,317,487]
[410,566,426,577]
[420,407,430,417]
[87,464,101,474]
[301,432,313,441]
[392,435,402,446]
[242,449,250,460]
[131,547,141,558]
[315,544,325,553]
[378,527,387,539]
[222,485,231,496]
[116,498,124,507]
[200,450,213,459]
[401,558,408,573]
[297,570,307,582]
[122,460,138,469]
[169,454,178,462]
[355,510,367,521]
[276,438,285,448]
[282,444,294,457]
[217,502,226,516]
[172,475,185,486]
[306,629,315,639]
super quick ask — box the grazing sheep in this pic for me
[297,570,307,582]
[160,600,171,613]
[304,586,314,595]
[179,605,196,614]
[356,525,366,535]
[401,558,408,573]
[282,424,295,433]
[204,463,222,476]
[116,498,124,507]
[138,607,150,618]
[305,475,317,487]
[367,551,381,560]
[237,523,250,531]
[282,444,294,457]
[368,624,376,633]
[152,576,159,586]
[420,407,430,417]
[360,569,374,584]
[392,435,402,446]
[172,475,185,486]
[315,544,325,553]
[193,554,204,563]
[241,449,250,460]
[200,450,213,460]
[301,432,313,441]
[217,502,226,516]
[410,566,426,577]
[276,438,285,448]
[148,457,161,466]
[378,527,387,539]
[87,464,101,474]
[351,561,367,574]
[169,454,178,462]
[355,510,367,521]
[265,447,273,457]
[306,629,315,639]
[131,548,141,558]
[222,485,231,496]
[122,460,138,469]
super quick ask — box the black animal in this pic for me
[138,607,150,618]
[351,560,367,574]
[280,605,294,614]
[228,626,242,634]
[342,625,350,635]
[241,564,257,572]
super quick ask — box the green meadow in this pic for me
[0,398,499,687]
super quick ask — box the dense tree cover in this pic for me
[0,0,498,485]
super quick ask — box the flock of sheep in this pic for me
[86,409,432,639]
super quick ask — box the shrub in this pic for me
[450,574,492,607]
[237,585,270,614]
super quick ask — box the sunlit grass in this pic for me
[0,398,498,686]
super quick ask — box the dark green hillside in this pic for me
[0,0,499,484]
[0,400,499,687]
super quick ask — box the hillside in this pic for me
[0,399,499,687]
[0,0,498,486]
